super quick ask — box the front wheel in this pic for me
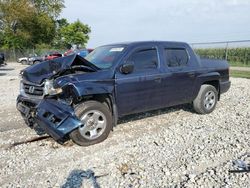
[193,84,218,114]
[70,101,112,146]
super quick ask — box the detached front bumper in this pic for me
[17,96,82,142]
[34,99,82,141]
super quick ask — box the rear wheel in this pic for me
[193,84,218,114]
[70,101,112,146]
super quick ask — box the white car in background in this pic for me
[17,57,29,64]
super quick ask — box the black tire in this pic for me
[70,100,112,146]
[193,84,218,114]
[20,60,27,64]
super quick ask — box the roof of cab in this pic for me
[101,41,189,47]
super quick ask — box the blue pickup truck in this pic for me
[17,41,230,146]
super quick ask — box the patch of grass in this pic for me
[229,62,250,67]
[230,70,250,79]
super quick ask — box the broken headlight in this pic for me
[19,80,26,96]
[44,79,62,95]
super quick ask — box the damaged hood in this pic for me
[22,54,99,84]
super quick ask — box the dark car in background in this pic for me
[18,54,37,64]
[0,53,5,65]
[17,41,230,146]
[18,54,43,65]
[28,55,44,64]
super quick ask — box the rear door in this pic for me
[115,45,163,116]
[161,46,197,106]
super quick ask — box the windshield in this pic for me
[85,45,125,69]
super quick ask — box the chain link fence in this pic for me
[2,40,250,66]
[0,48,66,62]
[191,40,250,66]
[0,49,34,62]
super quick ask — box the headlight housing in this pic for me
[44,79,62,95]
[19,81,26,96]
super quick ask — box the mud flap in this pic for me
[34,99,82,141]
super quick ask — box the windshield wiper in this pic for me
[71,65,97,72]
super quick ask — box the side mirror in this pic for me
[120,62,134,74]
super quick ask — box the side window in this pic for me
[165,48,189,67]
[128,48,158,71]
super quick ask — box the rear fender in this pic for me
[197,72,220,81]
[193,72,220,98]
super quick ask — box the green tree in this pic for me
[61,20,91,48]
[0,32,3,47]
[0,0,34,49]
[0,0,64,50]
[32,0,65,19]
[57,18,69,28]
[28,12,56,46]
[52,18,69,48]
[0,0,91,56]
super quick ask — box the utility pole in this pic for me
[225,42,229,60]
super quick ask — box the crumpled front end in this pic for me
[34,99,82,141]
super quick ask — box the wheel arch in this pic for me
[201,80,220,100]
[74,93,118,129]
[197,72,221,100]
[59,81,117,127]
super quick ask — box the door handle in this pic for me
[154,76,162,83]
[188,72,195,78]
[154,76,161,79]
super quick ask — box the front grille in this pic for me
[23,83,44,96]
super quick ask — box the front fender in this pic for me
[65,81,115,97]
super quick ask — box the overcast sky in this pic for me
[61,0,250,48]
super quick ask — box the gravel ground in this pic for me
[0,63,250,187]
[0,63,28,132]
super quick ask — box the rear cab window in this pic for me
[164,48,189,68]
